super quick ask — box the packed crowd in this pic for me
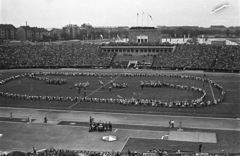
[152,44,240,71]
[0,43,239,71]
[0,43,114,68]
[27,148,120,156]
[0,72,225,108]
[2,148,239,156]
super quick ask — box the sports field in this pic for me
[0,68,239,153]
[0,69,239,118]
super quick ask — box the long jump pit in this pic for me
[168,131,217,143]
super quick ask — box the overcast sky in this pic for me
[0,0,239,28]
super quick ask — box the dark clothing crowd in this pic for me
[152,44,240,71]
[89,116,112,132]
[0,43,114,69]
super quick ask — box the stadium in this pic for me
[0,28,240,155]
[0,1,240,155]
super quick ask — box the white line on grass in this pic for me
[86,75,121,98]
[68,75,121,108]
[69,100,81,109]
[209,82,216,101]
[120,137,129,153]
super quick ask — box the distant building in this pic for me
[62,24,80,39]
[210,25,226,31]
[16,26,34,41]
[128,27,161,43]
[16,26,50,41]
[31,27,43,41]
[158,26,199,30]
[0,24,16,41]
[40,28,50,37]
[50,28,62,40]
[94,26,129,32]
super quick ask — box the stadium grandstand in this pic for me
[0,41,239,72]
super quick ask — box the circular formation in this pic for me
[0,72,225,108]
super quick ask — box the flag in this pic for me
[149,15,152,20]
[142,10,144,15]
[137,13,139,16]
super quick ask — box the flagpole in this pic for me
[137,14,139,26]
[142,11,144,26]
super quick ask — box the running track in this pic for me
[0,107,239,131]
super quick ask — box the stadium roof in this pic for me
[130,27,156,30]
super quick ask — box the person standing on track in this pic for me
[109,121,112,131]
[44,116,48,123]
[171,120,175,128]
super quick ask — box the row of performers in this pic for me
[21,72,205,79]
[99,80,128,89]
[73,81,127,89]
[140,80,225,98]
[28,72,119,77]
[0,91,224,108]
[140,80,205,90]
[28,71,207,79]
[0,74,27,85]
[28,75,67,85]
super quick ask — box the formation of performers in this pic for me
[140,80,207,107]
[74,81,90,94]
[89,116,112,132]
[0,72,226,108]
[29,75,67,85]
[46,78,67,85]
[111,82,128,88]
[99,79,128,90]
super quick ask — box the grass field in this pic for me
[0,69,239,118]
